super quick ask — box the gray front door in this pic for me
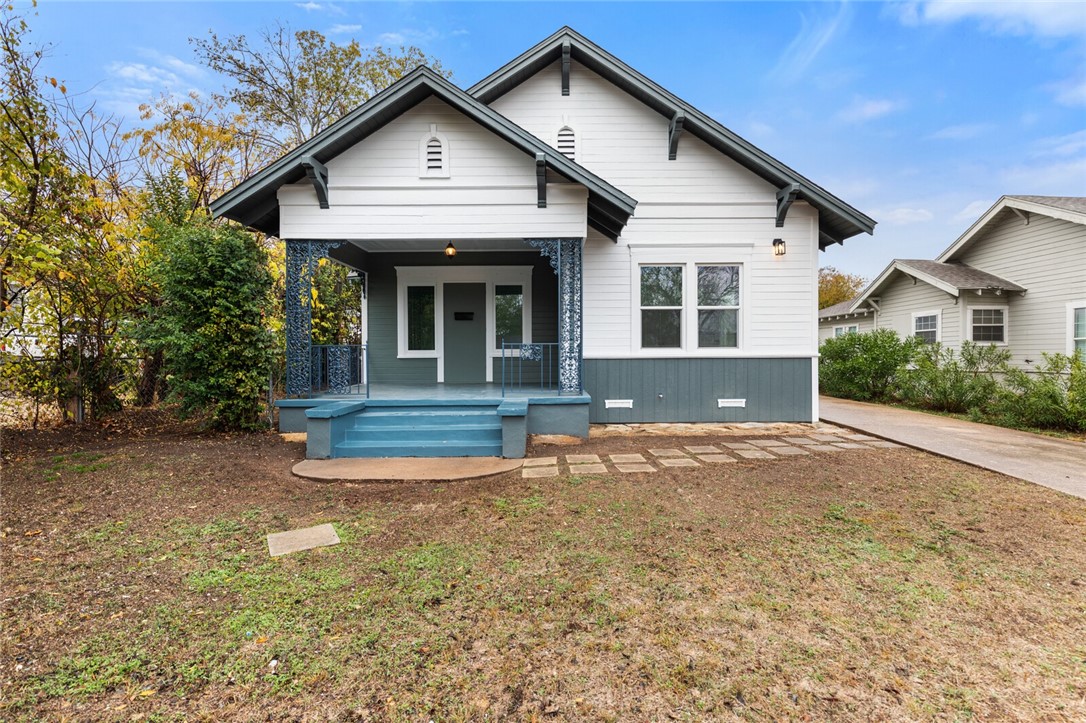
[443,283,486,384]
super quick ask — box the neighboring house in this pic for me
[212,27,874,458]
[822,196,1086,367]
[818,298,876,342]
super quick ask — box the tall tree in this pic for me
[818,266,867,309]
[191,24,449,151]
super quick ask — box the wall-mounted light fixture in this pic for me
[772,238,786,256]
[444,242,457,259]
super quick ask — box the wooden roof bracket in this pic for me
[561,40,571,96]
[536,153,547,208]
[301,156,329,209]
[668,111,685,160]
[1011,207,1030,225]
[776,183,801,227]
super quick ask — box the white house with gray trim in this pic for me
[212,27,874,458]
[822,196,1086,368]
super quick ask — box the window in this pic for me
[406,286,435,351]
[970,307,1006,343]
[913,311,939,344]
[1071,303,1086,358]
[557,126,575,160]
[494,285,524,346]
[696,265,739,348]
[834,325,859,337]
[640,265,683,348]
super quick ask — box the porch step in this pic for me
[333,403,503,458]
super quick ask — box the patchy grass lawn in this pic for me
[2,414,1084,721]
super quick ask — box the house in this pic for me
[211,27,874,458]
[820,196,1086,367]
[818,298,876,341]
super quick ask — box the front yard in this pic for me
[2,415,1084,720]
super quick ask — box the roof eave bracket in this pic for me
[561,40,571,96]
[776,183,801,228]
[301,156,329,209]
[536,153,547,208]
[668,111,685,161]
[1011,207,1030,225]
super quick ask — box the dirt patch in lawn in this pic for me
[2,417,1085,721]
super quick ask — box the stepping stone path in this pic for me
[520,429,899,477]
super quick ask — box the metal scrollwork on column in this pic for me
[526,238,560,273]
[285,239,342,396]
[557,238,583,394]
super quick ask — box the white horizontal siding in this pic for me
[952,211,1086,368]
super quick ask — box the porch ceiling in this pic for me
[342,238,545,253]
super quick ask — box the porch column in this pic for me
[284,239,341,396]
[527,238,584,394]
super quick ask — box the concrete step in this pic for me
[334,440,504,458]
[343,424,501,442]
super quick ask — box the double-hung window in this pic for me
[912,311,939,344]
[834,325,859,337]
[638,263,741,350]
[970,307,1006,343]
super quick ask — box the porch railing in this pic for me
[500,340,560,396]
[310,344,369,397]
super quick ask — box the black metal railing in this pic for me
[310,344,368,397]
[500,340,559,396]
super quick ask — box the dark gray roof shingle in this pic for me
[1007,196,1086,215]
[896,259,1026,292]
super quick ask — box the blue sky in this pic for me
[24,0,1086,278]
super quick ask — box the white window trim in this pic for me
[418,123,451,179]
[628,248,751,356]
[1067,300,1086,356]
[396,266,532,383]
[967,305,1009,345]
[833,324,859,337]
[911,309,941,343]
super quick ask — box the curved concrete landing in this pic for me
[293,457,523,482]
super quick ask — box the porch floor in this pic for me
[326,383,587,402]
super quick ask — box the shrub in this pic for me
[989,353,1086,432]
[899,341,1009,414]
[819,329,919,401]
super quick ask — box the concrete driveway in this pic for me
[820,396,1086,500]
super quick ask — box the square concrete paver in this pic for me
[684,445,720,454]
[747,439,787,447]
[523,456,558,467]
[522,466,559,478]
[698,454,736,463]
[735,449,777,460]
[722,442,757,450]
[782,437,818,445]
[566,454,602,464]
[615,463,657,473]
[809,434,844,442]
[648,448,687,457]
[267,523,340,558]
[832,443,871,450]
[772,446,810,456]
[609,453,647,463]
[570,463,608,475]
[808,444,845,452]
[865,440,906,449]
[659,458,700,467]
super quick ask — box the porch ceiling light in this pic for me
[772,238,786,256]
[444,242,457,259]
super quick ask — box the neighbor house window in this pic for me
[1073,306,1086,358]
[696,265,739,348]
[494,285,524,347]
[970,307,1006,343]
[640,265,683,348]
[913,311,939,344]
[406,286,435,351]
[834,325,858,337]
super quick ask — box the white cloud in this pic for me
[837,97,907,123]
[296,2,322,11]
[928,122,992,140]
[953,199,994,221]
[1031,129,1086,158]
[1001,157,1086,193]
[328,24,362,35]
[770,2,852,83]
[1048,76,1086,107]
[375,27,442,47]
[896,1,1086,38]
[377,32,404,45]
[744,119,775,139]
[879,207,935,225]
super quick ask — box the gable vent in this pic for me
[557,127,575,161]
[426,137,443,170]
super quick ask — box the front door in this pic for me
[443,283,486,383]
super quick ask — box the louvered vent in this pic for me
[557,127,575,160]
[426,138,443,171]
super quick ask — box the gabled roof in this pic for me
[469,26,876,249]
[211,66,637,239]
[937,195,1086,262]
[818,298,873,320]
[850,259,1026,311]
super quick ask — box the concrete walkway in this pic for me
[293,457,523,482]
[820,396,1086,500]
